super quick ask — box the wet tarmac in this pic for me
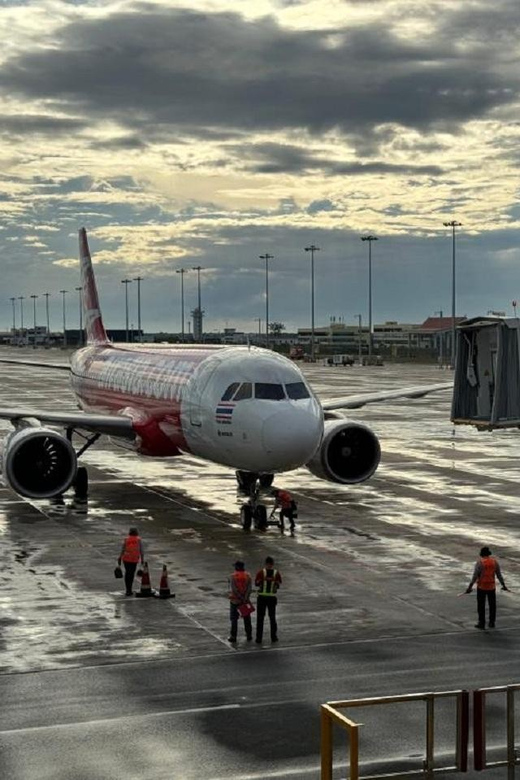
[0,349,519,778]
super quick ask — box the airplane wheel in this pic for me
[240,504,252,531]
[254,504,268,531]
[259,474,274,489]
[74,466,89,498]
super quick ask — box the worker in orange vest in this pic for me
[466,546,509,629]
[273,488,297,533]
[117,527,144,596]
[228,560,253,643]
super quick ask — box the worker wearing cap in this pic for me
[255,556,282,644]
[118,527,144,597]
[466,546,509,629]
[273,489,296,533]
[228,560,253,643]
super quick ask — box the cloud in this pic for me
[0,6,516,141]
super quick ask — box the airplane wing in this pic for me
[0,358,70,371]
[321,382,453,412]
[0,408,135,439]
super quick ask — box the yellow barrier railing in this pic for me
[321,689,469,780]
[473,683,520,777]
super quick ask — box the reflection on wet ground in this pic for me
[0,352,520,674]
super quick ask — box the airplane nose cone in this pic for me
[262,408,322,469]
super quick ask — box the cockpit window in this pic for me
[255,383,285,400]
[221,382,240,401]
[234,382,252,401]
[286,381,310,400]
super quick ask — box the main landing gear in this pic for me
[236,471,273,532]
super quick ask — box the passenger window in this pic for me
[255,383,285,400]
[234,382,252,401]
[221,382,240,401]
[286,382,310,400]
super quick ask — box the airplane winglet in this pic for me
[79,228,109,345]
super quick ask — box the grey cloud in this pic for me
[0,7,516,140]
[90,135,147,150]
[234,142,444,176]
[0,114,85,136]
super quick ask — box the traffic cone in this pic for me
[135,562,153,598]
[158,564,174,599]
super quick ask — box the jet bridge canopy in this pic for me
[451,316,520,429]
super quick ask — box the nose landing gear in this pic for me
[236,471,272,531]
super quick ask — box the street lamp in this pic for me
[434,309,444,367]
[133,276,144,343]
[361,235,378,358]
[43,292,51,344]
[443,220,462,369]
[259,253,273,349]
[9,297,16,334]
[354,314,362,365]
[121,279,132,343]
[30,294,38,348]
[59,290,68,348]
[18,296,25,344]
[176,268,187,342]
[192,265,204,342]
[75,286,83,346]
[304,245,320,361]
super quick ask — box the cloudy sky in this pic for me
[0,0,519,334]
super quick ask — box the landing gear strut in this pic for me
[236,471,272,531]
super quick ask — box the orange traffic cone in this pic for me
[135,562,153,598]
[158,564,174,599]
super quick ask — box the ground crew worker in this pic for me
[466,546,509,629]
[228,560,253,643]
[117,527,144,597]
[273,489,296,533]
[255,556,282,644]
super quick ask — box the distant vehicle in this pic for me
[324,355,355,367]
[289,346,305,360]
[0,229,451,529]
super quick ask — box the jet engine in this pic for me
[1,427,77,499]
[306,420,380,484]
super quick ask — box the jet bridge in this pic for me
[451,316,520,430]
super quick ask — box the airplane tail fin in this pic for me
[79,228,109,345]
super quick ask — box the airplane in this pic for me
[0,228,452,530]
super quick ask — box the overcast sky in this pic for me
[0,0,519,334]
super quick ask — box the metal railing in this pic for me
[473,684,520,777]
[321,689,469,780]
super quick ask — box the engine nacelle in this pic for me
[1,427,77,499]
[306,420,380,484]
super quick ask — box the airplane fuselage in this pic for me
[70,343,324,473]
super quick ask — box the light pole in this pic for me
[59,290,68,348]
[30,294,38,348]
[121,279,132,343]
[133,276,143,343]
[192,265,204,342]
[259,253,273,349]
[43,292,51,344]
[75,286,83,346]
[361,235,378,358]
[434,309,444,366]
[176,269,187,342]
[254,317,262,337]
[18,296,25,344]
[304,245,320,361]
[443,220,462,369]
[354,314,362,365]
[9,297,16,334]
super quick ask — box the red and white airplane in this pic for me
[0,229,451,527]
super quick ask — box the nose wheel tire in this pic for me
[240,504,253,531]
[253,504,268,531]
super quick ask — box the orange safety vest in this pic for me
[478,557,497,590]
[122,535,141,563]
[229,571,251,603]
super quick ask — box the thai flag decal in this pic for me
[216,402,235,424]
